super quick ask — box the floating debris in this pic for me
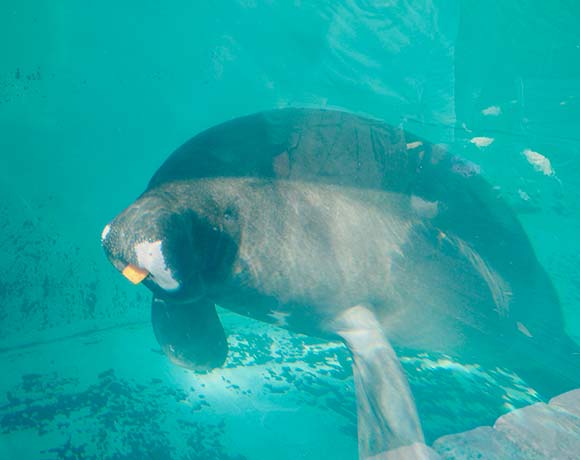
[470,137,494,148]
[523,149,555,176]
[482,106,501,116]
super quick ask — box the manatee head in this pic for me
[101,192,205,302]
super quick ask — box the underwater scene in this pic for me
[1,1,580,459]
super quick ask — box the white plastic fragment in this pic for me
[516,322,533,337]
[517,190,530,201]
[482,106,501,116]
[523,149,555,176]
[470,137,494,148]
[406,141,423,150]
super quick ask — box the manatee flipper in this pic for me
[151,297,228,371]
[333,305,425,460]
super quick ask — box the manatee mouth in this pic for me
[144,271,206,305]
[117,259,205,304]
[117,262,204,303]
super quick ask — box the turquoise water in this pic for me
[1,1,580,459]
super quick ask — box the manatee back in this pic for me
[148,108,426,191]
[148,110,528,263]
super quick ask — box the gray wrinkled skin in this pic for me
[102,108,580,459]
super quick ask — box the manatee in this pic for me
[101,108,580,459]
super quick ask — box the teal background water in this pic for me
[1,1,579,459]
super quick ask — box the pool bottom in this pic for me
[0,314,578,460]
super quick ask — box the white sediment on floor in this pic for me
[1,317,579,460]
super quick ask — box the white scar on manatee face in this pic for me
[134,240,180,291]
[101,224,111,242]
